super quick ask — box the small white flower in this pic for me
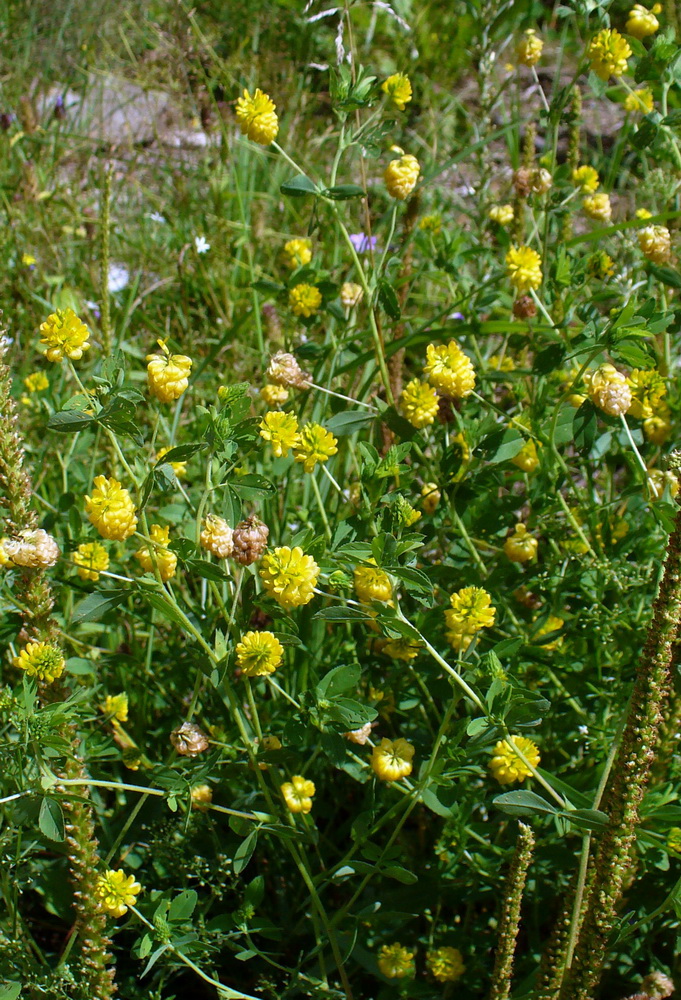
[0,335,13,357]
[108,263,129,294]
[149,211,166,224]
[194,236,210,255]
[578,725,589,735]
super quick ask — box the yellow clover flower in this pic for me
[400,378,439,428]
[95,869,142,918]
[259,410,300,458]
[235,88,279,145]
[627,368,666,420]
[102,693,129,722]
[586,364,632,417]
[638,225,672,264]
[260,383,289,408]
[146,340,192,403]
[490,735,540,784]
[378,943,415,979]
[505,245,542,293]
[588,29,632,80]
[370,737,415,781]
[626,3,660,39]
[354,561,393,603]
[74,540,109,581]
[624,88,654,114]
[340,282,364,309]
[289,283,322,318]
[85,476,138,541]
[489,204,514,225]
[534,615,565,650]
[504,523,538,563]
[445,586,496,651]
[424,342,476,398]
[260,545,319,609]
[235,630,284,677]
[293,423,338,473]
[283,238,312,269]
[281,774,315,813]
[644,408,672,445]
[135,524,177,582]
[381,73,413,110]
[427,946,466,982]
[421,481,441,514]
[516,29,543,66]
[583,193,612,222]
[384,152,420,200]
[648,468,679,500]
[24,372,49,392]
[382,637,422,661]
[200,514,234,559]
[572,165,599,193]
[191,784,213,811]
[13,641,65,684]
[39,308,91,363]
[512,439,540,473]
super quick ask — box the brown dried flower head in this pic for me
[170,721,210,757]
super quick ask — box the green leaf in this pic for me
[325,410,375,436]
[313,606,373,622]
[563,807,608,831]
[155,442,206,463]
[317,663,361,698]
[234,829,258,875]
[71,590,128,624]
[480,427,525,464]
[184,559,228,582]
[47,410,95,432]
[647,263,681,289]
[573,400,598,453]
[280,174,318,197]
[231,474,276,499]
[323,184,365,200]
[39,797,65,841]
[0,984,22,1000]
[140,590,188,627]
[493,790,557,817]
[377,280,401,320]
[169,889,198,922]
[383,864,418,884]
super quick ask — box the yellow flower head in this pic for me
[74,540,110,581]
[586,363,632,417]
[370,737,415,782]
[638,225,672,264]
[13,641,65,684]
[637,208,653,219]
[235,630,284,677]
[156,445,187,478]
[382,637,422,661]
[648,468,679,500]
[260,383,289,408]
[644,409,672,445]
[419,213,442,233]
[260,545,319,610]
[489,204,514,225]
[624,88,654,113]
[85,476,138,541]
[22,253,37,266]
[135,524,177,582]
[283,238,312,269]
[587,250,615,280]
[378,943,415,979]
[504,523,538,563]
[260,410,300,457]
[627,368,666,420]
[293,423,338,473]
[235,87,279,145]
[424,342,476,399]
[517,29,544,66]
[490,735,540,784]
[3,529,59,568]
[626,4,660,39]
[421,481,441,514]
[506,245,542,293]
[281,774,315,813]
[354,561,393,603]
[39,308,91,363]
[588,29,632,80]
[340,282,364,309]
[512,438,540,473]
[0,538,11,568]
[102,693,129,722]
[95,869,141,918]
[191,784,213,811]
[572,165,600,193]
[24,372,49,393]
[427,946,466,982]
[534,615,564,650]
[446,586,496,635]
[381,73,413,110]
[583,193,612,222]
[400,378,439,428]
[384,153,420,200]
[289,283,322,318]
[146,340,192,403]
[200,514,234,559]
